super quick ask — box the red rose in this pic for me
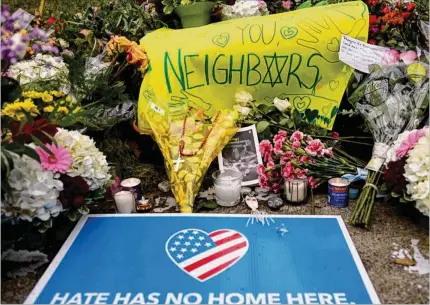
[402,12,411,19]
[406,3,416,11]
[369,15,380,25]
[382,7,391,14]
[46,17,57,26]
[368,39,377,45]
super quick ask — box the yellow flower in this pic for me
[22,91,43,99]
[2,99,40,119]
[126,43,149,73]
[50,90,65,98]
[65,96,72,102]
[72,107,82,114]
[107,36,133,55]
[57,106,69,114]
[41,92,54,103]
[43,106,55,113]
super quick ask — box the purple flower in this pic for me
[370,24,379,33]
[31,43,40,52]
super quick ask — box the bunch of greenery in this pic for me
[161,0,223,14]
[57,0,165,55]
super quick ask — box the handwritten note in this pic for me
[339,35,389,73]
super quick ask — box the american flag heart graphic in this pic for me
[165,229,249,282]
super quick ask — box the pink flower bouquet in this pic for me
[257,130,365,193]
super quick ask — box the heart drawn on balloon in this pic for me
[329,80,339,91]
[212,33,230,48]
[166,229,249,282]
[293,96,311,112]
[327,37,340,52]
[280,26,298,40]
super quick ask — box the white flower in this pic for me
[233,105,251,118]
[273,97,291,112]
[2,152,63,221]
[9,53,70,92]
[54,128,111,190]
[235,90,253,106]
[404,129,430,216]
[221,0,269,20]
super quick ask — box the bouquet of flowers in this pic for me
[384,127,429,216]
[221,0,269,20]
[366,0,422,49]
[1,117,111,231]
[348,55,429,228]
[257,130,366,192]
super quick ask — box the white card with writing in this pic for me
[339,35,389,73]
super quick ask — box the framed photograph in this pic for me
[218,125,263,186]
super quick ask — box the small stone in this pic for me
[417,284,423,289]
[267,196,284,210]
[255,187,269,194]
[158,180,171,192]
[241,187,252,195]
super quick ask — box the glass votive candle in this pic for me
[114,190,136,213]
[285,178,308,204]
[212,170,243,207]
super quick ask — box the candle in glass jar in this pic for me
[285,179,308,203]
[212,170,243,207]
[114,191,135,213]
[215,176,241,203]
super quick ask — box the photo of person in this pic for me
[218,125,263,186]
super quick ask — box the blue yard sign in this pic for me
[25,214,380,304]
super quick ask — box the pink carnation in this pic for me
[323,147,334,158]
[282,162,295,179]
[331,131,340,139]
[36,143,72,174]
[258,175,269,189]
[396,128,427,159]
[273,140,284,155]
[305,139,324,156]
[308,176,317,189]
[290,131,304,142]
[272,183,280,193]
[305,135,313,143]
[273,130,287,144]
[282,0,293,9]
[259,140,273,162]
[292,140,301,150]
[297,169,308,179]
[299,155,310,163]
[281,151,296,164]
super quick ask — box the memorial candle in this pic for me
[114,191,135,213]
[285,179,308,203]
[213,170,243,207]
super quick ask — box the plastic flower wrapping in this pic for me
[143,100,239,212]
[348,56,429,227]
[221,0,269,20]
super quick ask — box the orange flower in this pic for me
[126,43,149,73]
[107,36,134,55]
[382,10,404,25]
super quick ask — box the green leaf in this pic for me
[68,211,77,222]
[256,121,270,133]
[3,143,40,161]
[403,193,414,202]
[202,201,218,209]
[279,118,289,125]
[78,205,90,215]
[315,1,328,6]
[297,0,312,9]
[30,135,53,155]
[391,191,401,198]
